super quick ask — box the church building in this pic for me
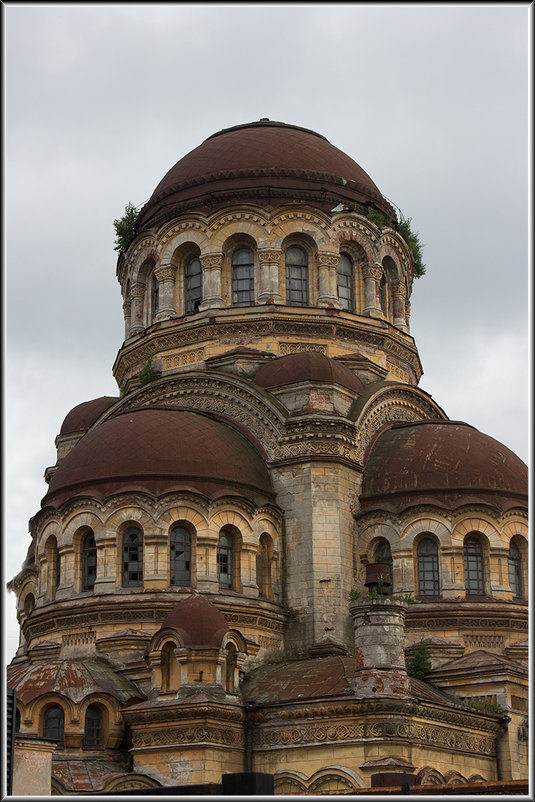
[7,120,528,795]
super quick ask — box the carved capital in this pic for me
[363,264,383,282]
[200,253,223,269]
[258,249,281,265]
[392,283,407,299]
[129,283,145,299]
[154,265,177,283]
[317,252,339,269]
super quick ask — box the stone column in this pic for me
[129,282,145,334]
[195,537,219,592]
[257,249,283,303]
[362,263,383,317]
[199,253,224,310]
[240,542,260,598]
[317,252,342,307]
[13,736,57,796]
[350,597,410,697]
[392,283,409,332]
[123,299,131,339]
[154,264,177,322]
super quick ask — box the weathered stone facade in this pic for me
[7,120,527,794]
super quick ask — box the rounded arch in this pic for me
[216,523,242,591]
[42,534,60,600]
[114,518,146,589]
[162,225,210,264]
[150,627,187,654]
[129,246,159,284]
[462,530,490,597]
[210,508,252,540]
[169,521,195,587]
[157,501,209,535]
[64,510,105,543]
[414,533,441,598]
[451,516,500,547]
[401,517,452,547]
[508,533,528,600]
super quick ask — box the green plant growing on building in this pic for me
[348,587,361,601]
[405,638,431,678]
[138,353,158,384]
[397,217,426,278]
[113,202,139,253]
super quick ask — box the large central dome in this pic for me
[137,119,394,229]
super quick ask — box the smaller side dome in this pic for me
[359,420,528,513]
[60,396,119,435]
[254,352,364,394]
[159,594,229,649]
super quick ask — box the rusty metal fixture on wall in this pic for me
[365,562,392,594]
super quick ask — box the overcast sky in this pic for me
[4,3,530,663]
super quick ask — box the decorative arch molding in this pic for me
[28,693,77,728]
[353,385,447,464]
[252,514,280,545]
[270,207,331,242]
[401,517,452,546]
[100,374,286,461]
[208,216,270,252]
[210,508,252,539]
[274,766,363,794]
[501,519,529,544]
[451,516,501,547]
[159,224,210,263]
[157,503,209,537]
[124,237,158,278]
[330,216,378,263]
[63,510,105,544]
[377,234,411,274]
[36,521,62,555]
[221,628,247,653]
[103,775,161,793]
[150,627,187,653]
[359,521,400,553]
[103,505,154,535]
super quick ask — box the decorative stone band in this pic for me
[252,718,495,755]
[258,250,281,264]
[131,723,244,749]
[279,341,327,355]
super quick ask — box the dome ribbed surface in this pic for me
[254,352,364,393]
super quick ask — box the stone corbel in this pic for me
[199,253,224,310]
[317,252,343,307]
[257,249,283,304]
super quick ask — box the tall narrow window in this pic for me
[379,274,387,315]
[185,255,202,313]
[464,536,484,595]
[417,538,440,596]
[83,705,101,747]
[232,248,254,306]
[82,532,97,591]
[336,253,354,311]
[374,540,393,590]
[122,528,143,587]
[285,246,308,306]
[217,528,233,589]
[44,706,64,742]
[170,526,191,586]
[56,550,61,589]
[508,541,522,599]
[151,273,159,322]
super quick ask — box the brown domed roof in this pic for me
[137,120,394,229]
[42,408,273,508]
[159,594,229,648]
[7,658,143,705]
[60,396,119,435]
[254,351,364,393]
[359,421,528,513]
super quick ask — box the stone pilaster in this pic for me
[350,597,410,697]
[257,249,283,303]
[154,264,177,322]
[317,252,343,307]
[122,299,131,339]
[362,263,383,317]
[199,253,224,310]
[129,282,145,334]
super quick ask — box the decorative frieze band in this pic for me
[200,253,223,269]
[132,724,244,749]
[279,342,327,355]
[258,250,281,264]
[162,349,205,370]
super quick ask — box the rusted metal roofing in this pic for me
[42,408,273,509]
[158,594,229,648]
[137,120,394,228]
[254,352,364,393]
[59,396,119,435]
[6,658,144,705]
[359,421,527,513]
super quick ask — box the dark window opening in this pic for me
[170,526,191,585]
[84,705,101,747]
[122,528,143,587]
[44,706,64,743]
[82,532,97,591]
[337,253,354,311]
[217,529,233,589]
[285,246,308,306]
[185,256,202,313]
[464,537,484,595]
[232,248,254,306]
[417,538,440,596]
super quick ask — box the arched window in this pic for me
[232,248,254,306]
[417,538,440,596]
[185,255,202,313]
[508,541,523,599]
[45,536,60,599]
[374,540,393,590]
[151,273,159,322]
[285,245,308,306]
[82,532,97,592]
[217,528,234,589]
[464,536,484,595]
[83,705,101,747]
[336,253,354,311]
[225,642,238,692]
[170,526,191,586]
[44,706,64,742]
[122,528,143,587]
[24,593,35,617]
[257,533,273,599]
